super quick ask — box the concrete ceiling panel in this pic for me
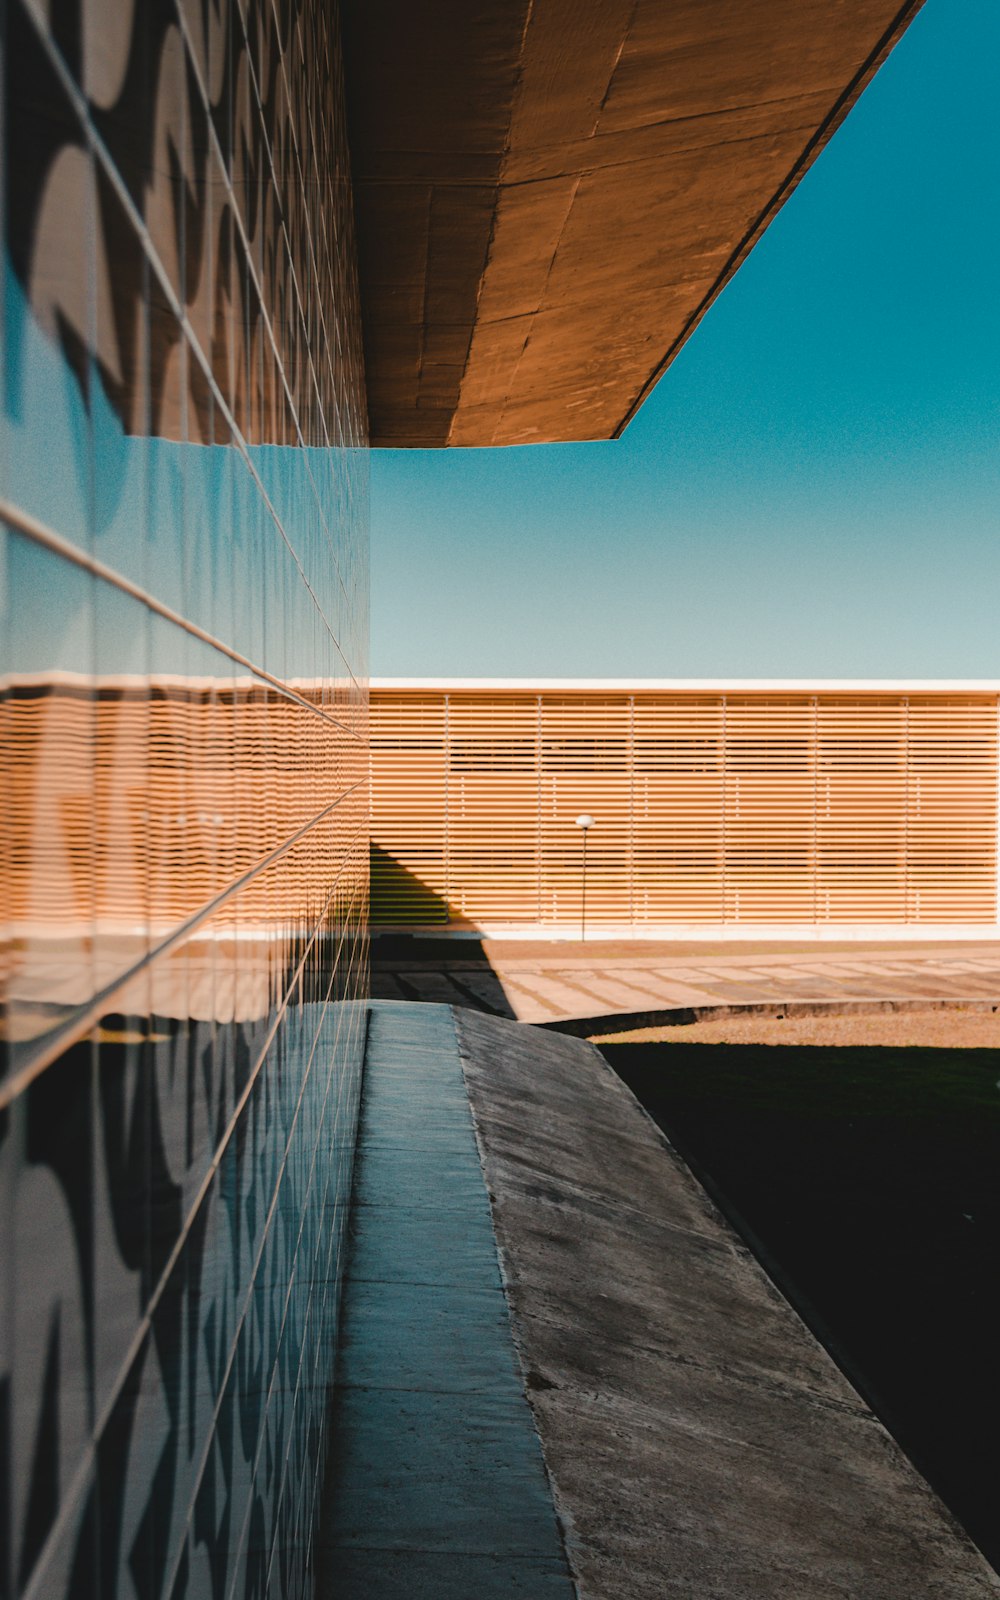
[343,0,925,446]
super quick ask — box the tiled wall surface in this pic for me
[1,1,369,1596]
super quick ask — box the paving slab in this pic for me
[446,968,517,1016]
[369,972,410,1001]
[570,969,680,1009]
[396,971,472,1005]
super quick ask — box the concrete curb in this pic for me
[455,1006,1000,1599]
[541,995,1000,1039]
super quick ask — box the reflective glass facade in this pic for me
[1,1,369,1596]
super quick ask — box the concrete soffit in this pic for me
[342,0,925,448]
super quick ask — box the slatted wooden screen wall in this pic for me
[371,690,999,927]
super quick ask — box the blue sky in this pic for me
[370,0,1000,679]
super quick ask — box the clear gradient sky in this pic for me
[371,0,1000,679]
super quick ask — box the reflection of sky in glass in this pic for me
[2,237,369,1053]
[1,262,368,684]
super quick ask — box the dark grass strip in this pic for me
[601,1041,1000,1572]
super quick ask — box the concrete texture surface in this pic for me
[343,1,924,445]
[372,936,1000,1031]
[317,1003,575,1599]
[455,1006,1000,1598]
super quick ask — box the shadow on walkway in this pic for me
[370,846,516,1018]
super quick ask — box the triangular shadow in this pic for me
[369,844,515,1019]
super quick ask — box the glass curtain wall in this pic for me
[0,1,369,1596]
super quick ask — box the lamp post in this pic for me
[575,814,595,942]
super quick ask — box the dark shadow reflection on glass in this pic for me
[1,0,369,1595]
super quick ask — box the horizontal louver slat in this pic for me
[370,691,998,929]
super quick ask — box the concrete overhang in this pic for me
[342,0,924,448]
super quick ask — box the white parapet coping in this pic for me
[370,678,1000,694]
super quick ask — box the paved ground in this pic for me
[456,1006,1000,1599]
[372,936,1000,1029]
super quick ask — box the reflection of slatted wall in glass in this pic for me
[632,697,724,923]
[6,677,369,933]
[370,688,999,928]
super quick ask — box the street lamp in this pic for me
[575,814,595,942]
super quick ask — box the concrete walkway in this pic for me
[318,1003,575,1597]
[372,936,1000,1029]
[322,1000,999,1599]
